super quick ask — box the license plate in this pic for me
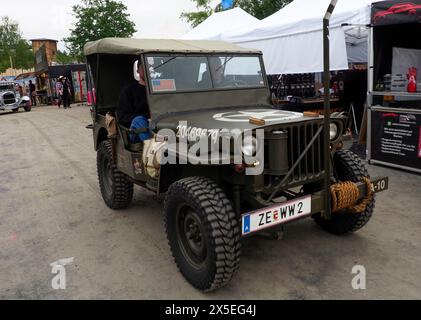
[371,177,388,193]
[242,195,312,236]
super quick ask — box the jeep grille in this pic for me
[265,120,325,188]
[286,121,325,182]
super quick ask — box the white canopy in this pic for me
[180,7,259,41]
[221,0,382,74]
[221,0,385,74]
[179,0,382,74]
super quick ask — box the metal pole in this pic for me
[323,0,337,220]
[367,24,374,160]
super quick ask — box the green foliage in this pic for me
[182,0,292,27]
[14,40,34,70]
[237,0,292,20]
[181,10,213,28]
[64,0,137,60]
[181,0,213,27]
[56,50,78,64]
[0,16,20,49]
[0,16,34,73]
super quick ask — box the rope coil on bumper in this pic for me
[330,177,373,213]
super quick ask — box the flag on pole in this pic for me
[221,0,234,10]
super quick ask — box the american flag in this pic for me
[152,79,176,92]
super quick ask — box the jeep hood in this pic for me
[155,107,322,132]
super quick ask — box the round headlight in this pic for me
[329,122,339,140]
[242,135,257,157]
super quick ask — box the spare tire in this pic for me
[313,149,375,234]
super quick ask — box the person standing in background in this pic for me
[29,80,36,106]
[22,81,28,96]
[22,81,27,96]
[62,77,72,109]
[55,76,64,108]
[18,84,23,97]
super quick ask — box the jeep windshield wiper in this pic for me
[153,57,177,70]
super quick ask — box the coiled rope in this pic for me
[330,177,373,213]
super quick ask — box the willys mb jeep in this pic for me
[0,82,31,113]
[85,38,388,292]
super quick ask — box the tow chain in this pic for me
[330,177,373,213]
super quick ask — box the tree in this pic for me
[64,0,137,60]
[181,0,214,28]
[181,0,292,27]
[13,40,34,70]
[0,16,34,72]
[236,0,292,20]
[56,50,78,65]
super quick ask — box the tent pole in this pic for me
[323,0,337,220]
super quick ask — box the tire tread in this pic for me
[164,176,241,291]
[97,140,133,209]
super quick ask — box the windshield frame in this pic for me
[142,53,267,95]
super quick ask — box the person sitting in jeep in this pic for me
[209,58,226,86]
[117,61,152,142]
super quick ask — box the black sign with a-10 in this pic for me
[371,177,389,193]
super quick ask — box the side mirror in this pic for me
[133,60,140,81]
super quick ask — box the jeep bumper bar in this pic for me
[241,176,388,237]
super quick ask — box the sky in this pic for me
[1,0,220,51]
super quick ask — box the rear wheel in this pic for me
[164,177,241,291]
[12,108,19,112]
[97,140,133,209]
[24,105,31,112]
[313,149,375,234]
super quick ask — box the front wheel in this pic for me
[24,105,31,112]
[12,108,19,112]
[97,140,133,209]
[164,177,241,291]
[313,149,375,234]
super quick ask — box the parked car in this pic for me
[0,82,31,113]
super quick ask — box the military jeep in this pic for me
[85,38,388,292]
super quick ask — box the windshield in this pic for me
[145,55,265,93]
[0,84,14,91]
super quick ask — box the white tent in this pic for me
[218,0,382,74]
[180,7,259,41]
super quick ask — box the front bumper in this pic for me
[0,100,27,111]
[241,176,388,237]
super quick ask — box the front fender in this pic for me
[19,96,30,106]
